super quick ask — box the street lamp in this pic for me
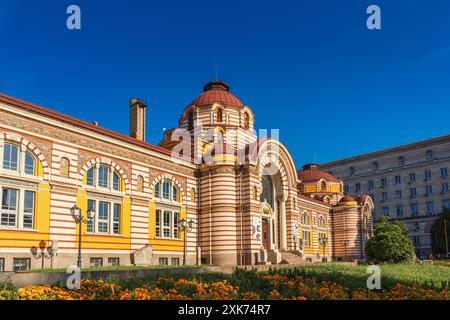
[70,205,96,268]
[177,219,194,265]
[320,236,328,262]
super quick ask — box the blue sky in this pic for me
[1,0,450,168]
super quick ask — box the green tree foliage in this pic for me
[431,208,450,256]
[365,216,415,263]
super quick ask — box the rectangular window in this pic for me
[382,207,389,217]
[173,212,179,239]
[23,191,35,229]
[412,236,420,246]
[98,202,110,233]
[13,258,30,272]
[302,230,311,246]
[113,203,120,234]
[442,183,449,192]
[87,199,95,233]
[0,258,4,272]
[98,166,109,188]
[381,178,387,187]
[163,210,171,238]
[396,205,404,217]
[409,173,416,182]
[382,192,388,201]
[355,183,361,193]
[426,185,433,195]
[171,258,180,266]
[159,257,168,266]
[411,203,418,216]
[344,185,349,193]
[155,183,160,198]
[156,209,161,237]
[424,170,432,181]
[395,190,402,199]
[426,201,434,214]
[395,176,401,184]
[163,181,170,200]
[87,167,95,186]
[90,258,103,268]
[108,258,120,267]
[1,188,18,227]
[441,167,448,177]
[2,143,19,171]
[410,188,417,198]
[443,199,450,209]
[368,180,374,190]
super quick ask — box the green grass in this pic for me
[265,262,450,290]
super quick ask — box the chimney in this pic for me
[129,98,147,141]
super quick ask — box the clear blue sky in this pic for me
[1,0,450,168]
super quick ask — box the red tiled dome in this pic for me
[297,164,340,183]
[339,195,356,203]
[190,81,244,108]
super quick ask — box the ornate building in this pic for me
[0,81,373,271]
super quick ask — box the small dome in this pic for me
[339,194,357,206]
[190,81,244,108]
[297,164,340,183]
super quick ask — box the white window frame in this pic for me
[0,186,36,230]
[86,197,122,235]
[84,164,123,195]
[0,142,40,181]
[154,179,180,204]
[155,208,180,240]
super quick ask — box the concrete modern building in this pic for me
[0,81,373,272]
[321,135,450,258]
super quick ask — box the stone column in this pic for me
[278,192,288,250]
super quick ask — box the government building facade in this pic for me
[321,135,450,258]
[0,81,373,272]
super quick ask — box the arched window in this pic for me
[60,157,70,178]
[260,175,274,208]
[318,216,325,228]
[372,162,378,171]
[85,164,122,192]
[243,112,250,130]
[154,179,180,202]
[349,166,355,176]
[253,186,258,200]
[301,213,309,225]
[24,151,35,175]
[2,143,19,171]
[217,108,223,123]
[321,181,327,192]
[137,175,144,192]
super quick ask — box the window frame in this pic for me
[86,198,122,235]
[0,187,37,230]
[155,209,180,240]
[154,179,181,203]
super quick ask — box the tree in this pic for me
[365,215,415,263]
[431,208,450,256]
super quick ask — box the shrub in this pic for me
[365,216,415,263]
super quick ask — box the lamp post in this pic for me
[177,219,194,265]
[70,205,96,268]
[320,236,328,262]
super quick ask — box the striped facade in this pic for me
[0,81,373,271]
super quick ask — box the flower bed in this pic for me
[0,271,448,300]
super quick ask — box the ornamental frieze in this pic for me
[0,177,39,188]
[0,110,194,177]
